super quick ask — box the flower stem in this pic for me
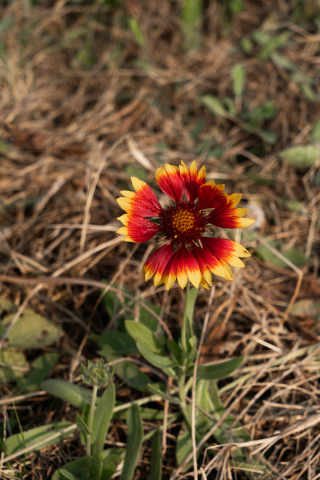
[86,385,98,477]
[181,280,190,354]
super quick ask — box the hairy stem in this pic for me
[181,280,190,353]
[86,385,98,477]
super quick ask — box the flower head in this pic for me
[80,359,114,387]
[117,161,254,290]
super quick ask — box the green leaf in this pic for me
[128,18,145,48]
[0,349,27,383]
[92,382,115,458]
[311,120,320,142]
[259,31,291,60]
[75,413,90,436]
[181,0,203,50]
[257,129,277,145]
[92,330,139,358]
[114,360,154,392]
[291,299,320,318]
[126,164,148,182]
[0,17,14,33]
[79,404,96,446]
[282,200,304,213]
[41,379,92,409]
[176,427,194,471]
[278,144,320,168]
[0,296,15,314]
[147,384,180,404]
[125,321,164,354]
[231,63,245,98]
[136,340,176,369]
[0,309,62,349]
[254,241,308,268]
[195,357,243,380]
[240,37,253,55]
[4,422,75,456]
[60,469,81,480]
[120,405,143,480]
[101,282,160,332]
[301,83,317,102]
[52,452,124,480]
[271,52,296,71]
[18,352,59,392]
[185,287,198,346]
[100,452,123,479]
[244,100,277,123]
[223,97,236,116]
[148,430,162,480]
[167,339,184,365]
[200,95,226,117]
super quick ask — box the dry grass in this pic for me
[0,0,320,478]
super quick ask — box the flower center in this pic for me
[172,209,195,233]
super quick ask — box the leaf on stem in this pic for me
[92,382,115,459]
[120,404,143,480]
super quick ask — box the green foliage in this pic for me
[101,282,160,332]
[278,144,320,168]
[194,357,244,380]
[53,451,124,480]
[92,383,115,458]
[17,352,59,392]
[125,320,164,354]
[41,379,92,409]
[311,120,320,142]
[0,308,61,349]
[80,359,114,388]
[148,430,162,480]
[253,239,308,268]
[120,405,143,480]
[259,31,291,60]
[231,63,245,98]
[181,0,203,50]
[136,340,177,369]
[291,299,320,320]
[127,18,145,48]
[4,422,75,456]
[0,348,27,383]
[200,95,226,117]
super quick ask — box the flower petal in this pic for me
[162,245,201,290]
[208,204,255,229]
[143,243,174,285]
[200,276,210,289]
[201,237,250,269]
[198,181,227,210]
[192,243,234,281]
[179,160,206,201]
[117,214,158,243]
[156,164,184,203]
[117,177,162,217]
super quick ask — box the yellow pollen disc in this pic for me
[172,209,195,233]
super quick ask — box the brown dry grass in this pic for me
[0,0,320,478]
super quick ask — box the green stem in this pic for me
[87,385,98,477]
[181,280,190,354]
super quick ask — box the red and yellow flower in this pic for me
[117,161,254,290]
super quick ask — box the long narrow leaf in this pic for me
[120,404,143,480]
[92,382,115,459]
[41,379,91,409]
[147,430,162,480]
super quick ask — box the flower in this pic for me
[80,359,114,387]
[116,161,254,290]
